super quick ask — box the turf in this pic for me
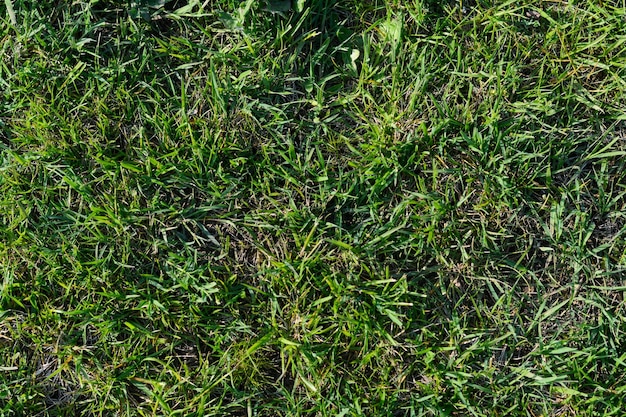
[1,0,626,415]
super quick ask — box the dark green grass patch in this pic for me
[1,0,626,416]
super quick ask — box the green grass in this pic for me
[1,0,626,415]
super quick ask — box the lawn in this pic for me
[1,0,626,415]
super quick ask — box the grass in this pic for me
[1,0,626,415]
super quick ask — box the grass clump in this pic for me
[1,0,626,415]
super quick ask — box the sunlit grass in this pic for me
[1,0,626,415]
